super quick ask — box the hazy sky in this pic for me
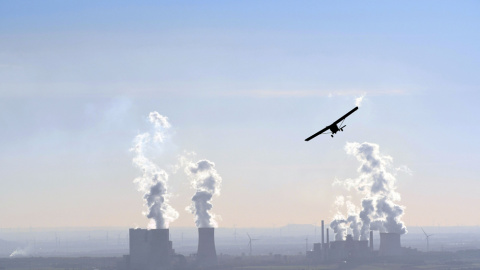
[1,1,479,229]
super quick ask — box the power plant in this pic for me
[123,221,407,269]
[124,130,410,269]
[307,220,406,263]
[123,227,217,270]
[196,228,217,267]
[126,228,174,270]
[379,232,402,256]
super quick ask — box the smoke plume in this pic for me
[185,160,222,228]
[131,112,179,229]
[330,142,407,240]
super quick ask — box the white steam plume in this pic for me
[355,94,365,107]
[330,215,347,241]
[332,142,407,240]
[346,200,362,240]
[9,244,34,258]
[185,160,222,228]
[131,112,178,229]
[330,196,362,240]
[330,196,348,240]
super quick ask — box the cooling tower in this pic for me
[379,232,401,256]
[129,228,173,270]
[197,228,217,267]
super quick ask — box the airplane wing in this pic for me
[332,106,358,125]
[305,126,329,141]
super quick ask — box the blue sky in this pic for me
[0,1,479,228]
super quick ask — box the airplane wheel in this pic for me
[331,135,333,138]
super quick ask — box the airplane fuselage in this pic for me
[329,124,339,134]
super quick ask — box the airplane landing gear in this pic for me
[331,135,334,138]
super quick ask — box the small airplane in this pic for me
[305,106,358,141]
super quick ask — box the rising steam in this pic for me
[131,112,179,229]
[330,142,407,240]
[9,244,34,258]
[185,160,222,228]
[330,196,362,240]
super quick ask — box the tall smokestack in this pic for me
[321,220,325,246]
[369,230,374,251]
[326,228,330,245]
[325,228,330,261]
[197,228,217,266]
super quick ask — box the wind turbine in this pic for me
[247,233,259,256]
[421,228,434,252]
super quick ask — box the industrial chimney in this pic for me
[325,228,330,261]
[379,232,401,256]
[369,230,374,251]
[197,228,217,266]
[321,220,325,247]
[326,228,330,246]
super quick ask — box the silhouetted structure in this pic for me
[308,220,377,262]
[328,234,370,261]
[127,228,173,270]
[379,232,402,256]
[326,228,330,245]
[370,230,374,251]
[197,228,217,267]
[321,220,325,247]
[307,243,323,263]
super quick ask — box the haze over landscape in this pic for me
[1,2,480,269]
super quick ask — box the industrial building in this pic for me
[123,227,217,270]
[122,221,403,269]
[379,232,402,256]
[307,232,372,262]
[328,235,370,261]
[307,220,404,262]
[125,228,174,270]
